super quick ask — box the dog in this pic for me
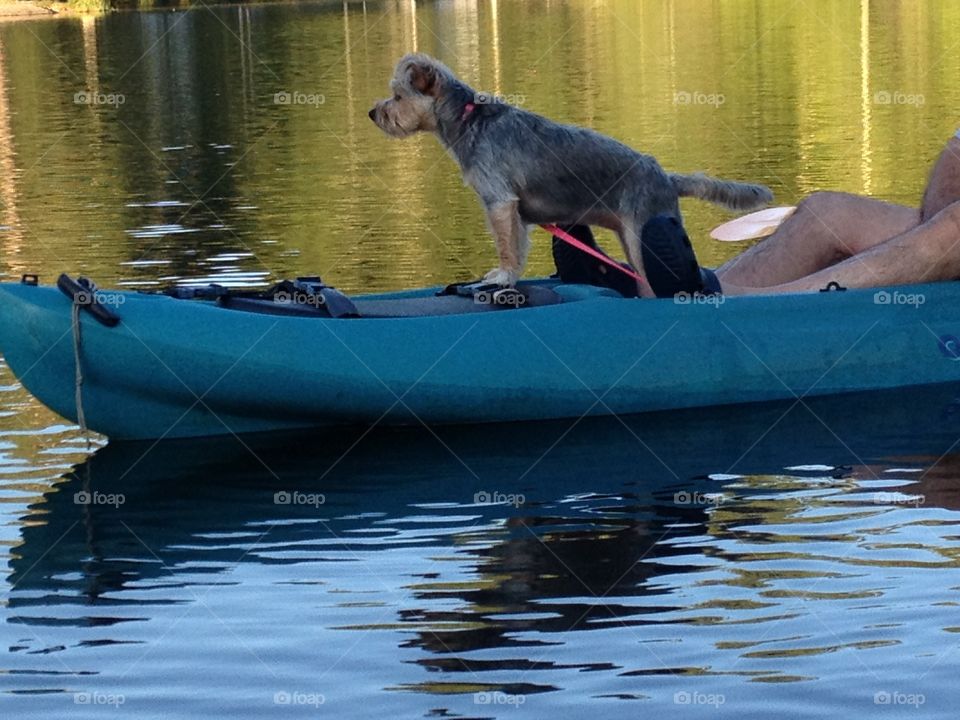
[369,53,773,291]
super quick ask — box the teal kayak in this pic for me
[0,276,956,440]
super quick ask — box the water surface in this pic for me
[2,1,960,717]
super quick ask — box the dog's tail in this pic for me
[669,172,773,212]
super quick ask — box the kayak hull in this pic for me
[0,280,957,440]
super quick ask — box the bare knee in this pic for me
[921,136,960,221]
[904,201,960,274]
[929,200,960,239]
[791,191,856,260]
[796,191,849,220]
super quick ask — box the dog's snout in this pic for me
[368,107,377,121]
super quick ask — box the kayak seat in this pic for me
[215,278,360,318]
[214,283,564,318]
[216,295,348,318]
[355,284,564,317]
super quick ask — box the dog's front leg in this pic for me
[482,201,528,286]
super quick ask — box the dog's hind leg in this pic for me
[615,220,656,298]
[483,201,527,286]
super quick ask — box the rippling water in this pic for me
[3,1,960,717]
[5,387,960,717]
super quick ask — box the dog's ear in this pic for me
[407,59,440,97]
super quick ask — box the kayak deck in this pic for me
[215,279,587,318]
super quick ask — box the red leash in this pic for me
[540,224,650,293]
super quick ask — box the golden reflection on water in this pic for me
[0,0,957,292]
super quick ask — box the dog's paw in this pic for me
[482,268,518,287]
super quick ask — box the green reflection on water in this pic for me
[0,0,957,293]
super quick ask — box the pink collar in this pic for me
[461,102,476,121]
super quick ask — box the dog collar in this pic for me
[461,102,476,121]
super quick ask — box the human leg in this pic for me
[716,192,918,288]
[722,201,960,295]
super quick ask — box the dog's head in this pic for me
[369,53,464,137]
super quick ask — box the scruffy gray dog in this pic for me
[369,53,773,291]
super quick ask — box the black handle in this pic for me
[56,274,121,327]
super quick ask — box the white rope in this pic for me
[71,301,91,449]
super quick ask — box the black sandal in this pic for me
[551,225,641,298]
[640,215,721,298]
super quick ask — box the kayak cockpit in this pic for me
[53,273,628,325]
[170,278,625,319]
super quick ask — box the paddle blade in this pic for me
[710,206,797,242]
